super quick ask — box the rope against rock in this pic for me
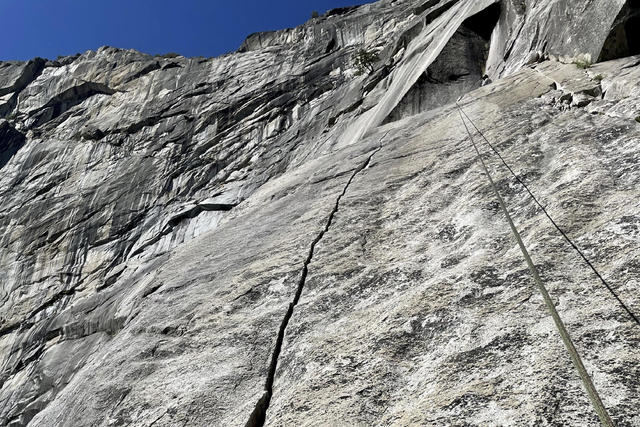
[456,105,613,427]
[457,103,640,328]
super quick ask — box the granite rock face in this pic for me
[1,0,639,426]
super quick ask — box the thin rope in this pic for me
[456,105,613,426]
[457,104,640,327]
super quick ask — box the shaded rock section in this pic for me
[0,121,26,169]
[0,0,639,426]
[384,21,493,123]
[599,0,640,61]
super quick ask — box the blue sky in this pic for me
[1,0,375,61]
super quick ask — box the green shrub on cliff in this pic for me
[353,48,379,76]
[574,58,592,69]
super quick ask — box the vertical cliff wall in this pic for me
[0,0,639,425]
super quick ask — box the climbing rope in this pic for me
[457,104,640,328]
[456,105,614,426]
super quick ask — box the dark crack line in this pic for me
[457,104,640,327]
[245,132,389,427]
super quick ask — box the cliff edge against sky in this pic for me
[1,0,640,425]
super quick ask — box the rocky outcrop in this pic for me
[0,0,639,425]
[599,0,640,61]
[384,24,491,123]
[0,59,46,117]
[0,120,26,170]
[486,0,632,76]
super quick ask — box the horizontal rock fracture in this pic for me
[456,105,613,427]
[245,133,388,427]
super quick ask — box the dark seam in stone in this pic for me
[245,131,389,427]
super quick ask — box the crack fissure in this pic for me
[245,132,388,427]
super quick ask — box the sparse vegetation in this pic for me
[311,11,320,19]
[574,58,592,69]
[635,116,640,123]
[593,74,603,81]
[353,48,380,76]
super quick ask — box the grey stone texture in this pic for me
[1,0,639,425]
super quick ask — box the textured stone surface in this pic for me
[486,0,628,76]
[1,0,639,426]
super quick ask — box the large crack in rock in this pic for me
[246,136,386,427]
[383,2,501,124]
[1,0,640,425]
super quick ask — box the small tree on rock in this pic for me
[311,11,320,19]
[353,48,379,76]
